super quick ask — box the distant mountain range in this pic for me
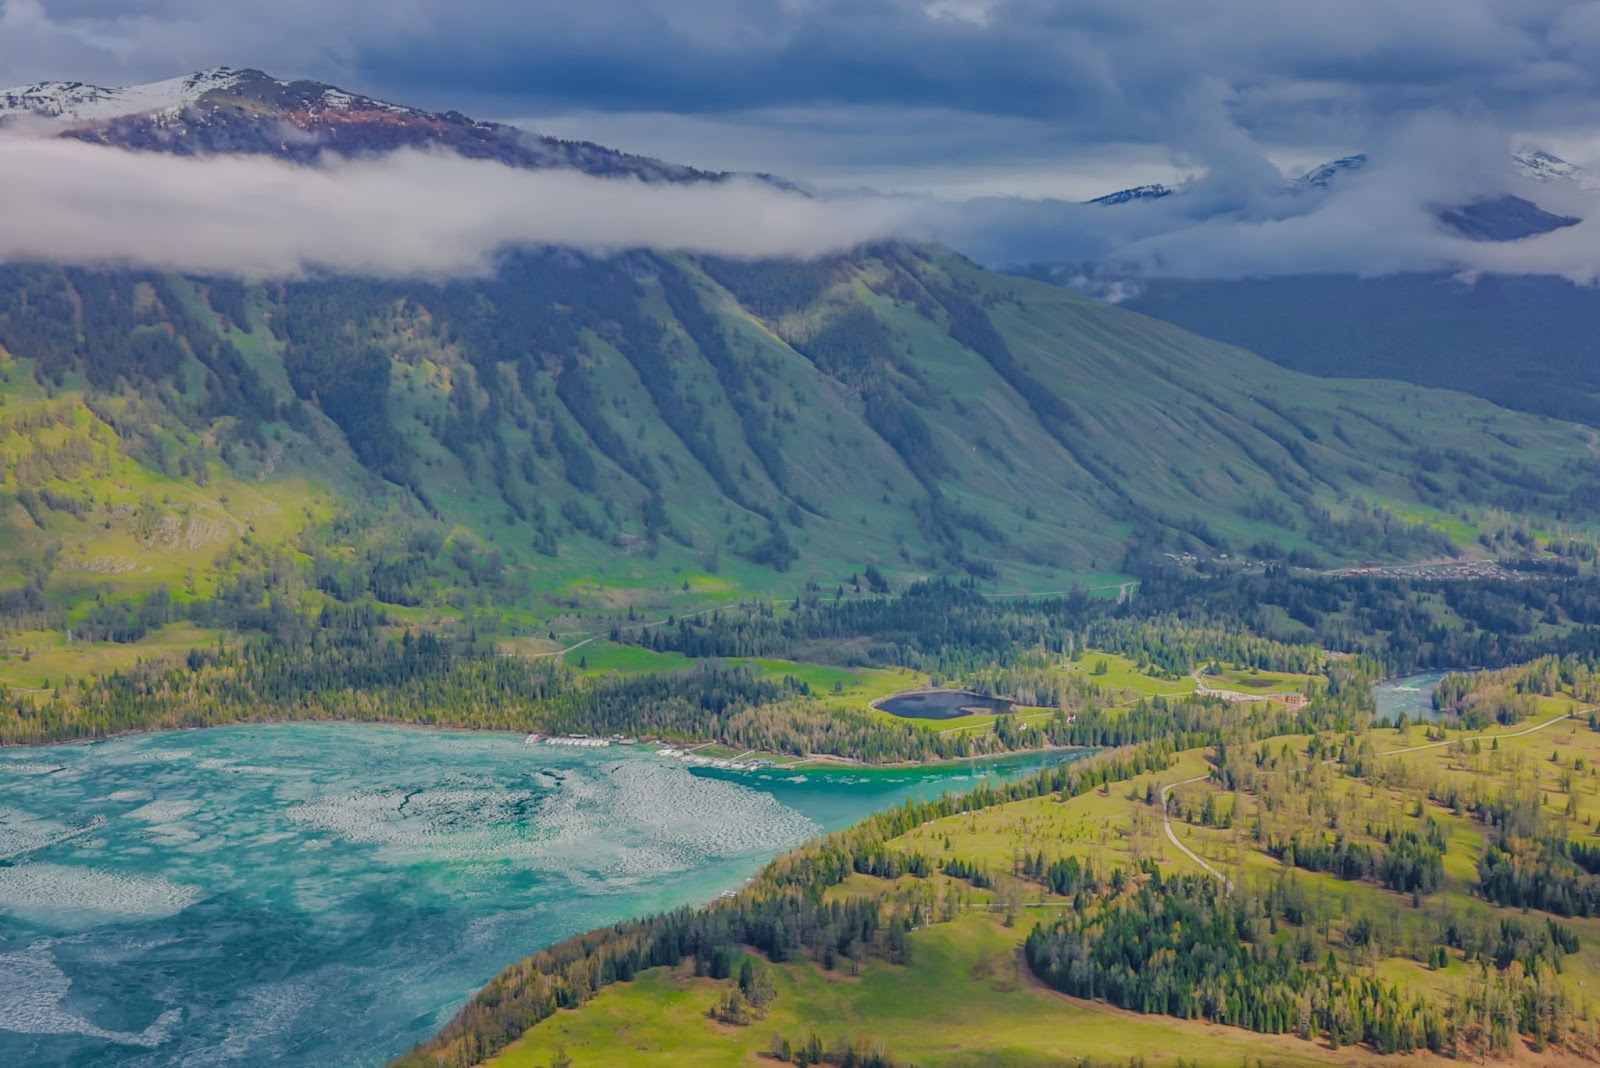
[1011,148,1600,428]
[2,69,1598,626]
[1084,147,1584,241]
[1088,145,1596,200]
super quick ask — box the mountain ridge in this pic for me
[0,68,250,122]
[0,66,718,180]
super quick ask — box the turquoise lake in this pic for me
[0,724,1077,1067]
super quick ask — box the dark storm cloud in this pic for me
[7,0,1600,142]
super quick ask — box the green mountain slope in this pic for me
[2,248,1598,642]
[1119,272,1600,427]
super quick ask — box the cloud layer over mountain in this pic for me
[7,125,1600,288]
[8,1,1600,284]
[919,115,1600,279]
[0,136,908,277]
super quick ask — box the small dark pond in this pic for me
[878,690,1014,720]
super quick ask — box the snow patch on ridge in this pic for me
[1514,148,1600,190]
[0,68,246,123]
[0,68,424,126]
[1295,154,1369,188]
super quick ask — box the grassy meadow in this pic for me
[489,911,1376,1068]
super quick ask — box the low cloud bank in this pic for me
[10,123,1600,289]
[0,136,911,278]
[910,115,1600,289]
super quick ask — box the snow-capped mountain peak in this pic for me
[1293,154,1368,188]
[0,67,426,128]
[0,66,722,183]
[1086,183,1174,206]
[0,67,250,123]
[1292,148,1600,193]
[1513,148,1600,191]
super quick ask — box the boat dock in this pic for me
[528,734,612,748]
[653,746,772,772]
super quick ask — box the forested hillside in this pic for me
[411,655,1600,1067]
[4,244,1600,648]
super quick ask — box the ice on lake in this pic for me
[0,723,1074,1067]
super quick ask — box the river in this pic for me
[0,724,1078,1068]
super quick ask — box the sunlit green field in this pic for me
[1205,664,1314,694]
[1070,650,1194,697]
[0,622,215,691]
[488,912,1368,1068]
[563,639,917,701]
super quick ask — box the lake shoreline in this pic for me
[0,722,1082,1066]
[772,741,1087,771]
[2,713,1087,774]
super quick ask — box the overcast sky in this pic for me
[6,0,1600,282]
[8,0,1600,198]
